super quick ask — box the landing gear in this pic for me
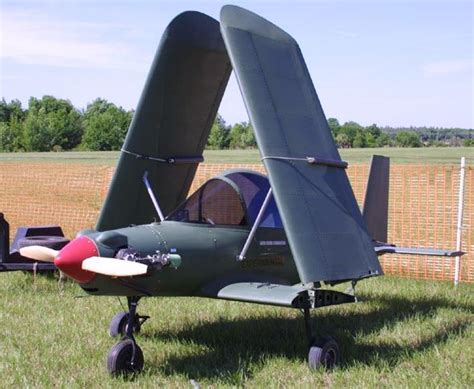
[107,338,144,375]
[107,297,145,376]
[308,337,340,369]
[109,311,150,337]
[303,307,340,370]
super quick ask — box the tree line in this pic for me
[0,97,132,152]
[0,96,472,152]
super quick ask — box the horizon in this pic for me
[1,94,473,130]
[1,0,473,128]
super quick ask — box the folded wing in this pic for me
[220,6,382,283]
[97,11,232,231]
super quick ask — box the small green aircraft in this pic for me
[19,5,462,375]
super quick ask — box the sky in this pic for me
[0,0,473,128]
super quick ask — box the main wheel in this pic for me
[308,336,340,370]
[109,312,141,337]
[107,339,144,376]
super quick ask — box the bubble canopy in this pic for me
[166,170,283,228]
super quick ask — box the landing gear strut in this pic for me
[302,307,340,370]
[107,297,145,376]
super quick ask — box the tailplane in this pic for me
[363,155,390,243]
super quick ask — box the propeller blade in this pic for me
[19,246,59,262]
[81,257,148,277]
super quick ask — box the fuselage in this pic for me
[78,221,300,297]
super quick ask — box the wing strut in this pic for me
[142,171,165,222]
[261,155,348,169]
[121,148,203,164]
[237,187,273,261]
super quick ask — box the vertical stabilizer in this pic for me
[363,155,390,243]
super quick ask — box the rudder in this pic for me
[363,155,390,243]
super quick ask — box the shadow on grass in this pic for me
[141,294,473,380]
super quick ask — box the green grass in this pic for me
[0,273,472,387]
[0,147,472,165]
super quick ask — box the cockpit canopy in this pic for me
[166,170,283,228]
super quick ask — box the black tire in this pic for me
[109,312,141,337]
[308,336,340,370]
[17,236,70,250]
[107,339,144,376]
[109,312,128,337]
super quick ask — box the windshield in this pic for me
[166,178,247,226]
[224,171,283,228]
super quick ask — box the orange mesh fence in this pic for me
[0,162,113,239]
[347,164,473,283]
[0,161,472,283]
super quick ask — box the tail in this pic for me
[363,155,464,258]
[362,155,390,243]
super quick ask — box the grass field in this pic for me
[0,147,472,165]
[0,273,472,387]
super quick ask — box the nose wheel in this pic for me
[107,297,145,376]
[107,338,144,375]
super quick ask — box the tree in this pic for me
[0,123,11,151]
[327,117,340,137]
[23,96,83,151]
[364,132,377,148]
[395,131,422,147]
[207,114,230,149]
[0,119,24,151]
[376,132,390,147]
[229,122,256,149]
[0,98,26,123]
[81,98,133,151]
[338,121,363,147]
[335,133,351,148]
[365,123,381,139]
[0,99,26,151]
[352,131,367,148]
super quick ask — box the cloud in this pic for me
[0,9,150,70]
[422,59,474,77]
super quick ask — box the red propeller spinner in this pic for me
[54,236,98,283]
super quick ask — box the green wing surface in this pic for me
[220,6,382,283]
[97,11,231,231]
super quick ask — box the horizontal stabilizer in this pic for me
[82,257,148,277]
[375,246,464,257]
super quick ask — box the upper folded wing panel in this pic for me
[220,6,382,283]
[97,11,232,231]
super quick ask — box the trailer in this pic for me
[0,213,69,272]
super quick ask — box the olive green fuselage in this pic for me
[81,221,299,297]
